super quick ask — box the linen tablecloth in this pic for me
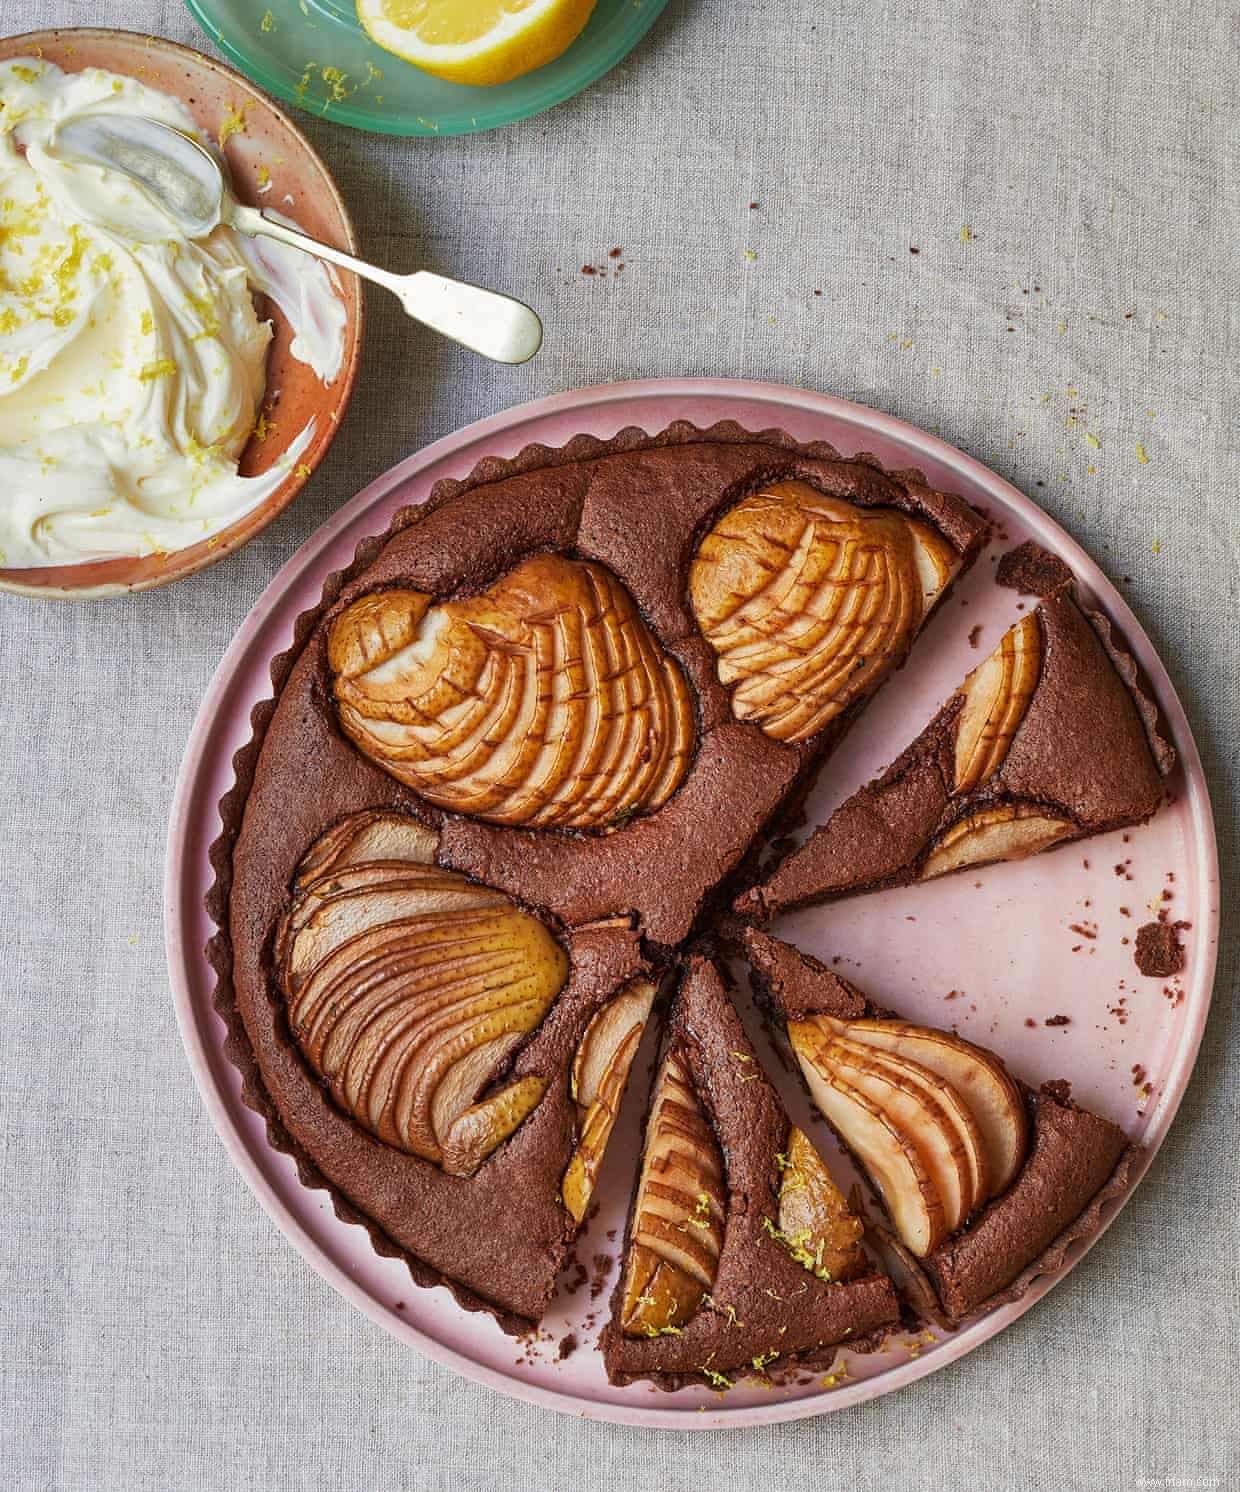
[3,2,1237,1488]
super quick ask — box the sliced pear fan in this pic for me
[835,1017,1028,1196]
[279,812,568,1177]
[327,554,696,830]
[620,1048,726,1336]
[689,481,959,744]
[788,1014,1030,1258]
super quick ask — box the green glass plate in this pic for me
[184,0,669,136]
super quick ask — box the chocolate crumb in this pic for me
[1024,1017,1037,1028]
[581,264,597,276]
[910,245,920,255]
[1135,920,1186,977]
[1045,1014,1071,1027]
[996,540,1074,596]
[608,246,623,258]
[1041,1078,1072,1104]
[558,1332,578,1360]
[967,624,983,648]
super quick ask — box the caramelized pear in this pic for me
[815,1033,984,1229]
[689,480,958,743]
[837,1017,1028,1197]
[953,612,1042,793]
[280,812,568,1175]
[775,1126,867,1282]
[788,1009,1033,1257]
[327,554,696,830]
[620,1048,726,1335]
[921,803,1074,880]
[790,1019,946,1257]
[561,980,657,1223]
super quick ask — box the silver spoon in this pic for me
[51,114,543,365]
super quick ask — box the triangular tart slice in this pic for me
[741,927,1137,1323]
[737,551,1173,919]
[602,954,899,1389]
[265,810,660,1330]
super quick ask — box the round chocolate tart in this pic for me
[209,420,1165,1387]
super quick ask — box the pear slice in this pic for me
[439,1075,549,1177]
[620,1048,726,1335]
[953,612,1042,794]
[921,803,1074,879]
[570,981,657,1109]
[907,518,959,612]
[561,979,657,1223]
[835,1018,1028,1199]
[788,1021,946,1257]
[775,1126,867,1282]
[814,1035,974,1233]
[621,1247,706,1337]
[293,809,439,890]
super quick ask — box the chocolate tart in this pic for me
[210,421,985,1332]
[737,546,1174,919]
[602,954,899,1388]
[741,927,1138,1323]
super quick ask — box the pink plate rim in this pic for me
[163,377,1220,1429]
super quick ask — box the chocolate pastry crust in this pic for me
[603,955,899,1388]
[211,421,983,1332]
[741,927,1137,1324]
[738,577,1173,919]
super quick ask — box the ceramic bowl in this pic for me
[0,28,363,599]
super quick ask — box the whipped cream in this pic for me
[0,59,347,568]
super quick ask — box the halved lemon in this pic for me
[357,0,598,87]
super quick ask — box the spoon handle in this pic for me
[228,203,543,365]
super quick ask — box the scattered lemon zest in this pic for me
[1136,443,1149,464]
[217,102,249,148]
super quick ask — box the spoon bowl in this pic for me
[52,112,543,365]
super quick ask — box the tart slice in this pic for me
[737,551,1173,918]
[603,954,899,1388]
[741,927,1137,1322]
[262,810,660,1330]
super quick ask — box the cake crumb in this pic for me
[1134,920,1186,977]
[557,1332,578,1360]
[967,624,983,648]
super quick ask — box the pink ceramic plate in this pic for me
[164,379,1219,1428]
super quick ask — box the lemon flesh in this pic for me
[357,0,598,87]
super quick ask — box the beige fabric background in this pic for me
[2,1,1237,1489]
